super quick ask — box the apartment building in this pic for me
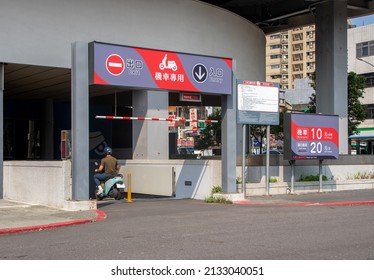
[266,25,316,90]
[348,23,374,153]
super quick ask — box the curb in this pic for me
[0,209,107,235]
[233,201,374,207]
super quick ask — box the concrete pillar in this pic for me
[132,90,168,160]
[315,0,348,154]
[71,42,89,200]
[41,99,54,159]
[0,63,3,199]
[221,60,237,193]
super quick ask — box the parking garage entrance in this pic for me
[75,41,235,199]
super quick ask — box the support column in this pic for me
[71,42,89,200]
[221,60,237,193]
[132,90,168,160]
[0,63,3,199]
[315,0,348,154]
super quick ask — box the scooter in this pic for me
[97,174,125,200]
[95,163,125,200]
[159,54,178,71]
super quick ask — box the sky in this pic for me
[350,14,374,26]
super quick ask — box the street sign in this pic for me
[105,54,125,76]
[90,42,233,94]
[180,92,201,102]
[284,113,339,160]
[192,64,208,83]
[236,80,280,125]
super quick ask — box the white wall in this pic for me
[348,24,374,74]
[0,0,265,81]
[347,24,374,129]
[3,159,374,209]
[3,161,95,210]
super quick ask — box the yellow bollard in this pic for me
[127,173,132,203]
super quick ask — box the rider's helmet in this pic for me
[104,146,112,155]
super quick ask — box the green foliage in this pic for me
[195,108,221,150]
[270,108,286,140]
[211,185,222,194]
[298,174,328,181]
[269,177,278,183]
[204,185,232,204]
[348,72,367,135]
[352,172,374,180]
[307,92,316,113]
[205,196,233,204]
[307,71,367,135]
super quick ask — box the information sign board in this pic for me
[237,80,279,125]
[284,113,339,160]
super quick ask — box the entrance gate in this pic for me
[71,41,236,200]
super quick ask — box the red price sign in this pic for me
[284,113,339,160]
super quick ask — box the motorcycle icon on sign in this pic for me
[159,54,178,71]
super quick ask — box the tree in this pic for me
[194,108,221,150]
[306,92,316,113]
[347,72,367,135]
[306,71,366,135]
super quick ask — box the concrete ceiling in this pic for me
[4,0,374,102]
[4,63,124,102]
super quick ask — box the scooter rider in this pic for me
[94,146,119,196]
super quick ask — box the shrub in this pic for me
[204,185,232,204]
[298,174,328,181]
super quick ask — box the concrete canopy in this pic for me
[201,0,374,34]
[4,1,374,99]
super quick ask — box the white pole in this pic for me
[242,124,246,195]
[266,125,270,196]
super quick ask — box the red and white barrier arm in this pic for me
[95,115,219,123]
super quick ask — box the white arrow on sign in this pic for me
[192,63,207,83]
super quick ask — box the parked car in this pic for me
[263,149,283,155]
[177,147,194,155]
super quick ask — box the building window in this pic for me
[361,73,374,87]
[270,34,281,40]
[270,44,282,49]
[356,41,374,58]
[367,104,374,119]
[271,64,280,69]
[270,54,281,59]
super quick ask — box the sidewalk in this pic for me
[234,189,374,206]
[1,189,373,235]
[0,200,105,235]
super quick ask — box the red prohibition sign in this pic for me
[106,54,125,76]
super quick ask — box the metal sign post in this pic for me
[237,80,280,197]
[290,160,295,194]
[266,125,270,196]
[319,159,323,192]
[242,124,246,194]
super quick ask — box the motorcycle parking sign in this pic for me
[90,41,233,94]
